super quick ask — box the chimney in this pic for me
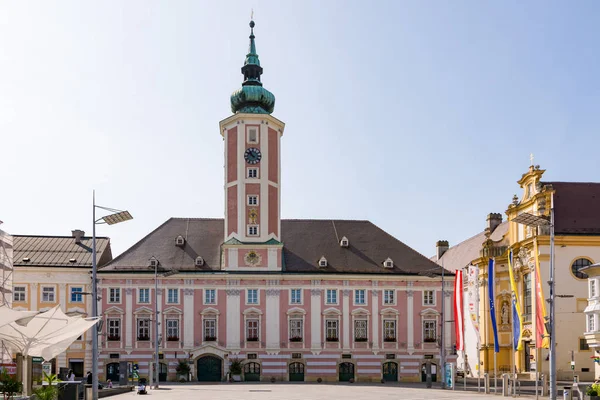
[485,213,503,234]
[72,229,85,244]
[436,240,449,261]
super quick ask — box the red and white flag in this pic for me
[454,271,464,351]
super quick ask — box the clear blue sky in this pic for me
[1,1,598,258]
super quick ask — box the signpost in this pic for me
[32,357,44,364]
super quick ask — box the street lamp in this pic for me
[92,192,133,400]
[511,193,555,399]
[148,261,178,389]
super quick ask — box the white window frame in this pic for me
[325,319,339,342]
[108,288,121,304]
[138,288,150,304]
[247,195,259,206]
[41,286,56,303]
[166,319,179,341]
[383,289,395,305]
[383,319,397,342]
[354,289,367,306]
[588,314,596,333]
[423,319,437,342]
[326,289,338,305]
[167,288,179,304]
[70,286,84,303]
[289,318,303,341]
[107,318,121,341]
[204,289,217,305]
[204,318,217,341]
[290,289,302,305]
[353,319,368,341]
[423,290,436,306]
[591,280,597,298]
[247,225,259,236]
[246,318,260,341]
[13,286,26,302]
[246,289,259,305]
[247,167,259,179]
[247,126,259,144]
[137,318,150,341]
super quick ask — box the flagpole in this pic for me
[493,259,497,394]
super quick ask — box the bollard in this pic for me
[562,386,572,400]
[541,374,548,397]
[502,373,509,397]
[483,373,490,394]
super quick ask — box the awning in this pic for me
[0,307,39,328]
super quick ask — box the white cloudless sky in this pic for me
[1,0,599,258]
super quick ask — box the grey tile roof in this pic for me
[13,235,112,268]
[101,218,447,275]
[435,221,509,272]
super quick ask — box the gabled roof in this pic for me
[435,221,509,273]
[549,182,600,235]
[13,235,112,268]
[101,218,446,276]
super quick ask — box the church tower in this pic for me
[219,19,285,271]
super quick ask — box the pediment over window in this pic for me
[163,306,183,315]
[243,307,263,315]
[133,306,153,315]
[351,308,370,316]
[380,307,399,315]
[287,307,307,315]
[104,306,124,315]
[322,307,342,316]
[200,307,220,316]
[420,308,440,316]
[67,307,87,316]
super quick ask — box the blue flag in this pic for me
[488,258,499,353]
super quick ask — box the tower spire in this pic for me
[230,18,276,114]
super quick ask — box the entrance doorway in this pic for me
[421,363,437,382]
[106,363,120,383]
[382,362,398,382]
[69,360,84,379]
[524,344,531,372]
[196,356,222,382]
[339,362,354,382]
[289,362,304,382]
[244,362,261,382]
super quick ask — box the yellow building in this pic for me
[11,230,111,379]
[437,165,600,381]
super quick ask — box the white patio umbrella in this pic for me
[0,306,39,328]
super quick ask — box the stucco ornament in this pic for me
[501,301,510,325]
[248,208,258,224]
[244,250,262,267]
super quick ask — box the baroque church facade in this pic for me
[95,20,455,383]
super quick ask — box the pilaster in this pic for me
[342,289,350,350]
[226,288,241,350]
[30,283,38,311]
[310,287,322,352]
[407,289,414,354]
[265,286,280,352]
[125,288,133,349]
[183,285,195,349]
[371,289,380,351]
[59,283,67,311]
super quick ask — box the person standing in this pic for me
[86,371,92,385]
[67,369,75,382]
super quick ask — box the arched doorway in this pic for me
[244,362,261,382]
[196,356,222,382]
[289,362,304,382]
[382,362,398,382]
[339,362,354,382]
[421,363,437,382]
[106,363,120,383]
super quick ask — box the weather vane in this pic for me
[251,9,254,20]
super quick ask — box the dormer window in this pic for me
[175,235,185,247]
[149,257,159,268]
[383,258,394,268]
[195,256,204,267]
[318,257,328,268]
[340,236,349,248]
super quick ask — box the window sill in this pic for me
[289,338,303,342]
[246,338,259,342]
[326,338,339,342]
[354,338,368,342]
[107,337,121,341]
[204,337,217,342]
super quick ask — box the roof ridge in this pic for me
[282,218,370,222]
[544,181,600,185]
[13,235,110,239]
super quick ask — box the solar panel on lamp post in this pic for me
[511,193,555,400]
[92,191,133,400]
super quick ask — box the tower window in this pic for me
[247,127,259,144]
[247,195,259,206]
[248,225,259,236]
[247,168,259,179]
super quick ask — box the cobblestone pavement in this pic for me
[111,383,529,399]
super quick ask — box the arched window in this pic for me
[572,258,593,280]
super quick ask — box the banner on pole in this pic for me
[488,258,499,353]
[454,271,464,351]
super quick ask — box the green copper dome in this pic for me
[230,20,276,114]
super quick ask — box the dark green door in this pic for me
[382,362,398,382]
[289,362,304,382]
[106,363,120,383]
[244,362,261,382]
[339,362,354,382]
[159,363,168,382]
[197,356,222,382]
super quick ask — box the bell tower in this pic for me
[219,19,285,271]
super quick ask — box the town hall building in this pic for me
[96,19,455,383]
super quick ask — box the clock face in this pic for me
[244,147,262,164]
